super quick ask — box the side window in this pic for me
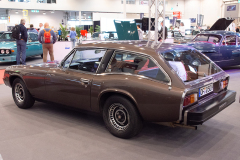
[223,36,236,45]
[69,49,106,73]
[238,36,240,45]
[63,53,74,68]
[106,52,169,83]
[208,36,220,44]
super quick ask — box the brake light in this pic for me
[221,79,228,89]
[183,93,197,107]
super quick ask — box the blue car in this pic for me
[186,18,240,67]
[0,32,43,63]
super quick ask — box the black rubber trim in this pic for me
[185,90,236,125]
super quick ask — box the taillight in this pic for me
[221,79,228,89]
[183,93,197,107]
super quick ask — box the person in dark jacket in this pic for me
[28,24,38,34]
[16,19,28,65]
[236,26,239,32]
[158,21,168,41]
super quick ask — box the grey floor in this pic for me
[0,64,240,160]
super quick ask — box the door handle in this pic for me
[80,78,90,85]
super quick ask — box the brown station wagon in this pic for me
[3,42,236,138]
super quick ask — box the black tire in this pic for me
[12,78,35,109]
[41,54,43,58]
[103,95,143,139]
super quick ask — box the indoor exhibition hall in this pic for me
[0,0,240,160]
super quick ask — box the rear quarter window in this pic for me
[106,51,169,83]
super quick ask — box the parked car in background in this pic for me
[168,31,195,44]
[0,32,43,62]
[92,32,100,39]
[103,31,118,40]
[186,18,239,67]
[3,42,236,138]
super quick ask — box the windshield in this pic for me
[193,34,221,44]
[0,33,13,40]
[160,48,222,82]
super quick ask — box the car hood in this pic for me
[0,41,17,49]
[209,18,234,31]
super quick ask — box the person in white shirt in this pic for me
[39,23,44,32]
[137,25,143,40]
[179,22,185,36]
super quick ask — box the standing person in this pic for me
[70,27,77,48]
[16,19,28,65]
[38,22,57,63]
[137,25,143,40]
[158,21,168,41]
[58,28,62,41]
[28,24,38,34]
[236,26,240,32]
[179,22,185,36]
[39,23,44,32]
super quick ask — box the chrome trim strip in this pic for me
[184,110,189,125]
[178,89,187,122]
[214,59,235,62]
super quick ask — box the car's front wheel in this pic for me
[12,78,35,109]
[103,95,143,139]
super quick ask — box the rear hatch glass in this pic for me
[160,48,222,82]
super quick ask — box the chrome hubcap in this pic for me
[15,83,25,103]
[109,103,129,131]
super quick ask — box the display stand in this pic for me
[47,41,72,62]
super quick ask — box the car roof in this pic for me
[200,30,240,36]
[75,41,194,57]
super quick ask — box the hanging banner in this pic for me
[173,17,177,27]
[23,10,28,17]
[139,0,148,5]
[173,11,182,19]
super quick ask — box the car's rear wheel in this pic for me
[12,78,35,109]
[103,95,143,139]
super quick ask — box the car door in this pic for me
[219,35,240,66]
[45,48,107,110]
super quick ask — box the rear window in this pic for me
[160,49,222,82]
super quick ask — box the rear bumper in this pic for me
[184,90,236,125]
[0,55,16,62]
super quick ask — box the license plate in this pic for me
[199,84,213,97]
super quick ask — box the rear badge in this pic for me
[219,102,227,110]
